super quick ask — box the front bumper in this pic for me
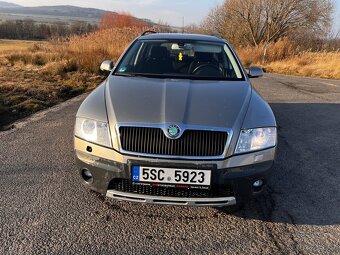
[75,137,275,207]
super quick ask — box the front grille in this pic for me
[109,179,233,198]
[119,127,228,157]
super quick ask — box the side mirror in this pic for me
[248,66,264,78]
[100,60,114,73]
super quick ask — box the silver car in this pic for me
[74,32,277,209]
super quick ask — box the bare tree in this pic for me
[154,20,174,33]
[203,0,334,47]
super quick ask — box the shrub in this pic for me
[99,12,146,30]
[62,59,78,73]
[14,99,46,113]
[32,54,47,66]
[6,52,49,66]
[6,53,32,65]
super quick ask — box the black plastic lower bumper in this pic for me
[75,154,273,204]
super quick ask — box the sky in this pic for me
[333,0,340,34]
[3,0,340,30]
[3,0,224,26]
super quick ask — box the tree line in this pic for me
[0,19,97,40]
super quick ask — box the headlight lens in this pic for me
[75,118,112,148]
[235,127,277,154]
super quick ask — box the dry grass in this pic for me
[0,27,147,129]
[3,27,146,74]
[58,27,146,73]
[237,38,340,79]
[0,40,41,54]
[0,56,102,129]
[237,38,299,67]
[262,52,340,79]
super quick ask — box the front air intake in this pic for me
[119,126,228,157]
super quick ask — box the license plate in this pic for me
[131,166,211,187]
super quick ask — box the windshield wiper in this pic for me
[114,73,168,78]
[114,73,138,77]
[115,73,162,78]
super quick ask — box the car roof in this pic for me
[138,33,226,43]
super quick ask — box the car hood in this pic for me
[105,76,252,129]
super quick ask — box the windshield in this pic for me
[114,39,244,80]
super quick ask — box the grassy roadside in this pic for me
[0,27,144,130]
[237,38,340,80]
[261,52,340,80]
[0,40,104,130]
[239,50,340,80]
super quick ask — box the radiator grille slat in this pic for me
[119,127,228,157]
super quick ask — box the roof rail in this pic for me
[140,30,157,36]
[210,34,224,39]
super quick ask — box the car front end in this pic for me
[74,33,277,208]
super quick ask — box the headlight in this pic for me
[75,117,112,148]
[235,127,277,154]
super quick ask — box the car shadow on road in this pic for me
[219,103,340,226]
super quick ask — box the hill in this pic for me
[0,1,21,8]
[0,2,107,21]
[0,2,157,25]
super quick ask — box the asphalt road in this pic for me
[1,73,339,255]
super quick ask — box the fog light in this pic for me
[253,179,264,188]
[81,169,93,182]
